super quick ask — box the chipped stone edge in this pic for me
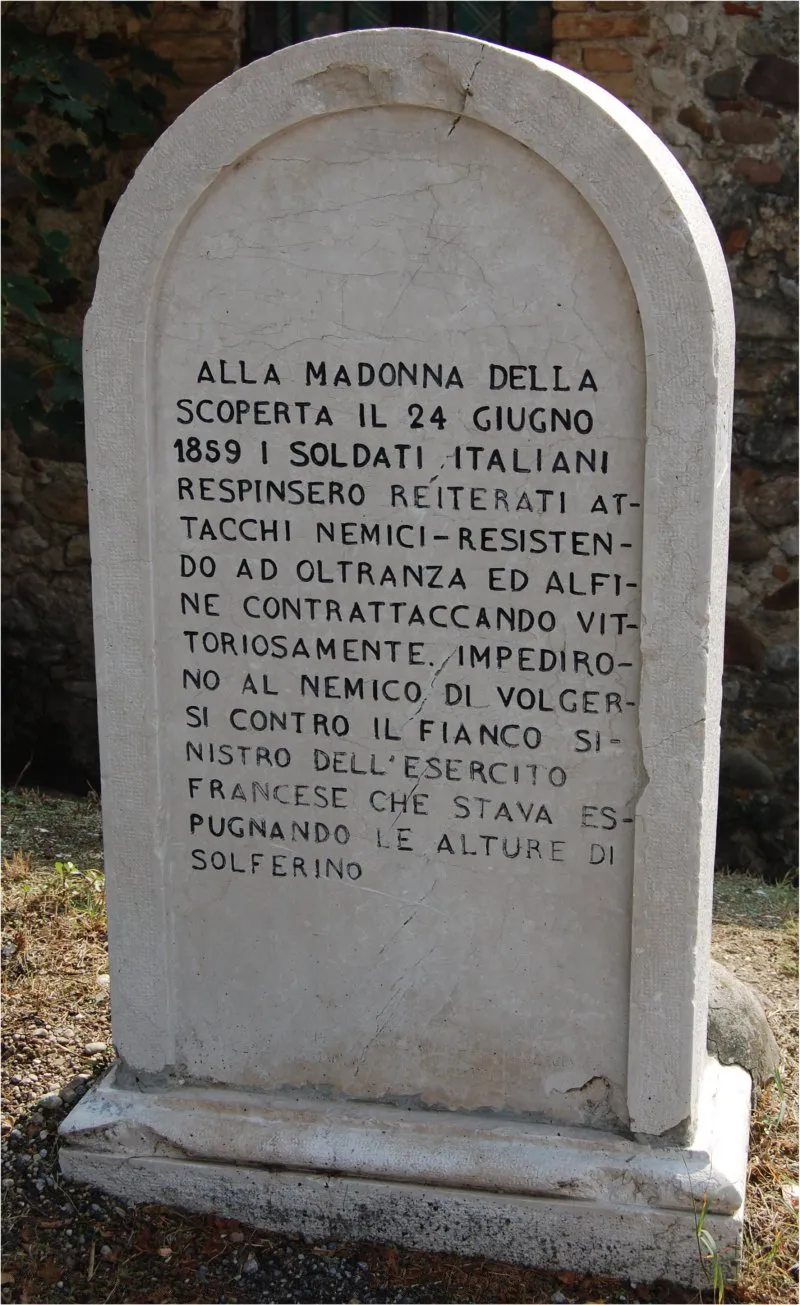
[59,1059,750,1285]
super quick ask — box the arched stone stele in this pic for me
[60,30,748,1285]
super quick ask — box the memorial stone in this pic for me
[60,30,749,1285]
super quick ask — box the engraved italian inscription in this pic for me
[151,106,645,1121]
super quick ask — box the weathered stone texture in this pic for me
[707,960,780,1085]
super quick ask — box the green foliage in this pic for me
[694,1193,727,1304]
[53,859,106,920]
[1,8,177,443]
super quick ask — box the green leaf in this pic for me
[1,357,46,438]
[40,229,70,253]
[47,398,84,441]
[1,356,37,407]
[51,50,112,106]
[137,81,168,114]
[30,169,80,208]
[12,82,45,105]
[51,368,84,404]
[1,272,51,323]
[34,244,71,288]
[50,336,83,372]
[1,17,38,65]
[50,96,96,126]
[41,276,82,313]
[46,141,102,184]
[106,81,162,136]
[127,46,180,81]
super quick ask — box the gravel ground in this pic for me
[1,792,796,1304]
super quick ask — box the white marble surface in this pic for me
[61,1058,751,1287]
[152,105,646,1124]
[80,23,733,1178]
[74,25,737,1282]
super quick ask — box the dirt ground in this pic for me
[1,791,797,1305]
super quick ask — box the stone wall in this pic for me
[552,0,798,875]
[2,1,797,873]
[2,2,242,788]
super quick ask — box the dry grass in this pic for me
[1,846,108,1015]
[1,791,798,1304]
[710,872,798,1305]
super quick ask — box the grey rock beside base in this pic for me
[59,1058,751,1288]
[708,959,781,1084]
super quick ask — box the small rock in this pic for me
[64,533,92,567]
[651,66,686,96]
[745,54,799,107]
[664,10,688,36]
[745,475,798,529]
[677,103,714,140]
[742,424,797,465]
[96,974,110,987]
[722,677,740,703]
[38,1093,64,1112]
[707,960,781,1084]
[704,65,742,99]
[763,580,798,612]
[758,681,794,708]
[720,747,775,791]
[764,642,799,675]
[728,526,771,563]
[737,24,777,57]
[733,157,784,188]
[719,113,780,145]
[724,616,766,671]
[84,1042,107,1055]
[31,1028,48,1039]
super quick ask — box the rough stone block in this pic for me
[707,960,780,1084]
[583,46,634,71]
[719,111,780,144]
[745,54,799,107]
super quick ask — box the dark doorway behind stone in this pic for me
[245,2,552,61]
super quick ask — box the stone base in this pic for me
[59,1059,750,1287]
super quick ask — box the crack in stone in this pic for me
[447,48,486,138]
